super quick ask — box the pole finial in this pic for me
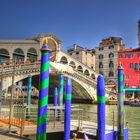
[41,39,51,51]
[43,39,48,46]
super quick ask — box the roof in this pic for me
[119,47,140,53]
[125,88,140,91]
[0,40,38,44]
[99,36,123,46]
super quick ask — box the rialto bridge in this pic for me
[0,34,110,102]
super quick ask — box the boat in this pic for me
[129,102,140,107]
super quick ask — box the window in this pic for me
[99,47,104,51]
[109,61,114,68]
[138,83,140,88]
[125,54,129,58]
[125,74,129,79]
[99,54,103,59]
[129,54,133,58]
[109,53,114,58]
[138,75,140,80]
[119,54,123,58]
[130,63,134,69]
[125,83,129,88]
[76,52,79,55]
[108,45,114,49]
[138,53,140,58]
[135,63,140,70]
[99,62,103,68]
[109,71,114,77]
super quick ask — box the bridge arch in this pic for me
[84,69,90,76]
[27,48,38,62]
[13,48,25,62]
[69,61,76,69]
[0,48,10,64]
[41,36,60,52]
[77,65,83,73]
[60,56,68,64]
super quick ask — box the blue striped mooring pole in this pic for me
[64,77,72,140]
[36,40,51,140]
[97,75,106,140]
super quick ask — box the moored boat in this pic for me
[129,102,140,107]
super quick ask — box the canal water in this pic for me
[79,104,140,140]
[28,104,139,140]
[2,100,139,140]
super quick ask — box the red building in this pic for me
[118,48,140,97]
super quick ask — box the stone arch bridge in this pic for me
[0,61,110,102]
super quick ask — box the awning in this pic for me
[125,88,140,92]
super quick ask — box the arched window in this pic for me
[109,71,114,77]
[69,61,76,69]
[99,54,103,59]
[109,53,114,58]
[99,62,103,68]
[13,48,25,62]
[60,56,68,64]
[27,48,37,62]
[77,65,83,73]
[84,70,90,76]
[109,61,114,68]
[91,73,95,80]
[0,48,10,64]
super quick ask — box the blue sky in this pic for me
[0,0,140,50]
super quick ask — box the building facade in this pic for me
[118,48,140,97]
[67,44,95,70]
[0,34,61,64]
[95,37,125,85]
[118,48,140,88]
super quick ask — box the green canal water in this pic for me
[29,104,139,140]
[81,104,140,140]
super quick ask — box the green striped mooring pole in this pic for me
[36,40,51,140]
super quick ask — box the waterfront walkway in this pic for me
[0,130,28,140]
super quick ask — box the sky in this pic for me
[0,0,140,50]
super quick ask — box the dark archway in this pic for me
[84,69,90,76]
[21,74,93,103]
[60,56,68,64]
[13,48,25,62]
[77,65,83,73]
[27,48,37,62]
[91,73,96,80]
[69,61,76,69]
[0,48,10,64]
